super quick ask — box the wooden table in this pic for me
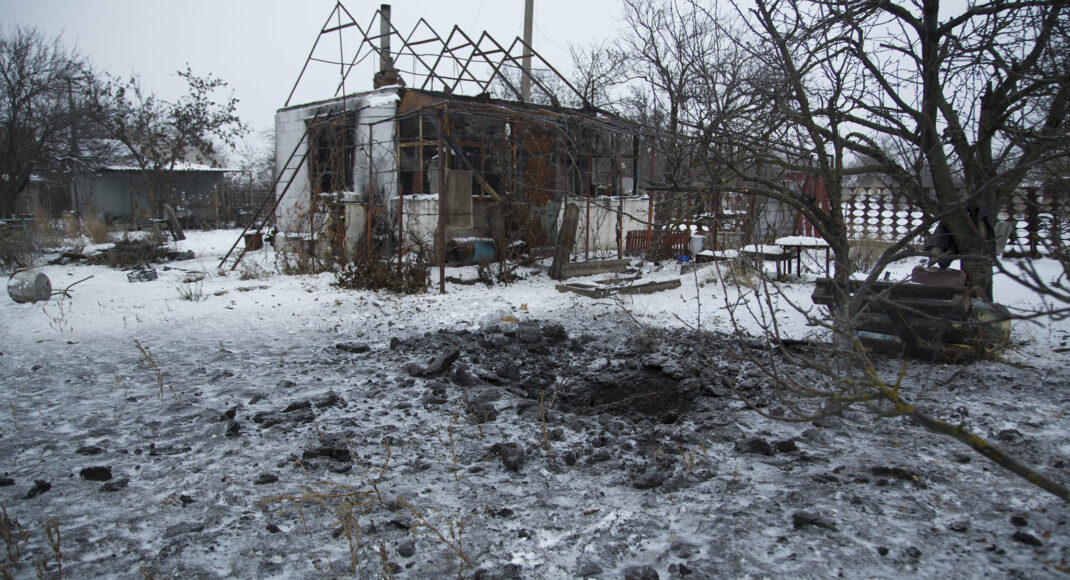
[775,236,831,277]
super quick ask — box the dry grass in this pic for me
[258,438,474,577]
[81,214,112,245]
[1,510,62,580]
[849,236,894,273]
[30,209,62,250]
[259,468,376,575]
[436,415,461,483]
[32,518,62,579]
[716,258,758,288]
[0,229,34,271]
[1,507,28,576]
[134,341,179,402]
[538,387,558,459]
[61,213,80,241]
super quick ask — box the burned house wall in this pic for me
[273,87,400,245]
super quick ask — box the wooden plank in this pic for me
[550,203,580,280]
[162,204,186,241]
[558,259,630,279]
[812,278,967,305]
[620,279,681,295]
[555,283,611,299]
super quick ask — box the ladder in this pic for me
[218,114,325,271]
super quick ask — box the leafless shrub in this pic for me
[476,258,522,286]
[850,236,894,274]
[333,256,429,295]
[397,497,472,576]
[238,260,270,281]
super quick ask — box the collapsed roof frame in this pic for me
[285,2,594,110]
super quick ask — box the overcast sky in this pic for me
[1,0,628,138]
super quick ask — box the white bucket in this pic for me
[8,271,52,303]
[690,234,705,255]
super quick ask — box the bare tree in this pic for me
[618,0,719,185]
[567,41,626,110]
[814,0,1069,298]
[89,66,247,220]
[612,0,1070,501]
[700,0,1070,501]
[0,26,89,217]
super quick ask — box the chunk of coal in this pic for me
[80,466,113,482]
[24,480,51,499]
[491,442,526,472]
[792,511,837,531]
[336,342,370,354]
[255,473,279,485]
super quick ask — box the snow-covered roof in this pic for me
[99,162,233,173]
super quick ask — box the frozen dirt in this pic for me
[1,229,1068,579]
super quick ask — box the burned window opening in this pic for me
[308,113,357,195]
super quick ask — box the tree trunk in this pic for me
[961,256,993,300]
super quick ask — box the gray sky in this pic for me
[1,0,628,136]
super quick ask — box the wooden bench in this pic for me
[811,277,1010,361]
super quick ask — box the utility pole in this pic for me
[520,0,534,102]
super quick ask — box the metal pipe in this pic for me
[437,109,446,294]
[380,4,392,71]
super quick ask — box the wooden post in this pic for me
[647,136,655,251]
[550,203,580,280]
[632,134,639,198]
[617,138,624,260]
[712,191,721,251]
[437,109,446,294]
[585,137,592,259]
[367,126,374,256]
[397,119,403,270]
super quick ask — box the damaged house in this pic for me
[222,3,803,275]
[250,3,655,272]
[272,86,654,264]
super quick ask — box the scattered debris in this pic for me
[555,278,681,299]
[127,268,158,283]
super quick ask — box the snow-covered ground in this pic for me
[1,229,1068,578]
